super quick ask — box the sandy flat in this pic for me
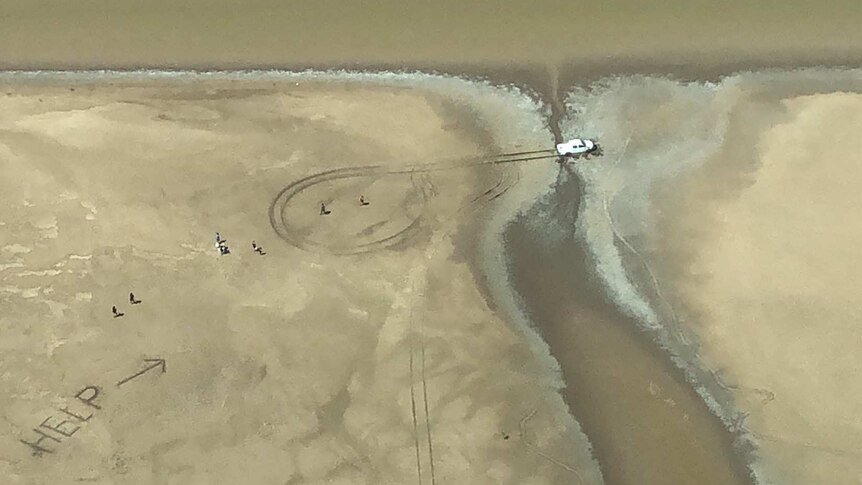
[0,79,601,484]
[650,90,862,484]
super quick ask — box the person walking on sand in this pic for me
[129,292,139,304]
[320,202,330,215]
[252,241,265,255]
[215,232,221,244]
[360,195,369,206]
[112,306,121,318]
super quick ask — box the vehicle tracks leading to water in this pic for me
[268,150,556,255]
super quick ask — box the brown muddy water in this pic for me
[502,167,753,485]
[2,0,862,69]
[4,2,862,484]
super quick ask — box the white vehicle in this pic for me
[556,138,600,158]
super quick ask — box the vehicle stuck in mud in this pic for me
[556,138,601,158]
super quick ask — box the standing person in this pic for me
[112,306,120,318]
[129,292,135,304]
[215,232,221,244]
[320,202,330,215]
[360,195,369,206]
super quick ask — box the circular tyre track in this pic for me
[269,151,555,254]
[269,165,427,255]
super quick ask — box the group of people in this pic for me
[215,232,230,255]
[320,195,370,216]
[215,232,265,256]
[112,292,141,318]
[110,231,264,318]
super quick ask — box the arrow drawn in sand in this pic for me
[116,358,166,388]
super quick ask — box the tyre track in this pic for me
[409,302,425,485]
[269,151,555,254]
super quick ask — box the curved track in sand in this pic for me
[268,150,556,254]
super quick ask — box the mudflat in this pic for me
[649,89,862,485]
[503,199,751,485]
[561,72,862,485]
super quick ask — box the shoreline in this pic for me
[1,46,860,73]
[3,49,862,95]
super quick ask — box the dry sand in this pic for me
[0,78,602,484]
[650,90,862,485]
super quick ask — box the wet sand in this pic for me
[557,71,862,484]
[647,84,862,485]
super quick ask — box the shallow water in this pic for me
[2,0,862,69]
[502,166,753,485]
